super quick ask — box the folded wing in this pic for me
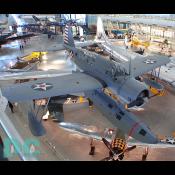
[124,55,170,77]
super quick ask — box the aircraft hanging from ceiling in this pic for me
[58,122,175,161]
[0,20,170,146]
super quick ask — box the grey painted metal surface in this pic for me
[0,70,72,81]
[95,17,171,78]
[58,122,175,148]
[85,89,158,144]
[1,20,170,145]
[1,72,103,102]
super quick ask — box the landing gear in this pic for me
[89,138,95,155]
[87,98,93,110]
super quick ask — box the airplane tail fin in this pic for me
[96,17,109,43]
[63,24,75,48]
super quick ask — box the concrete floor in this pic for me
[0,34,64,70]
[0,33,175,161]
[133,83,175,137]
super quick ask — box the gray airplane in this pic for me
[1,22,170,144]
[94,17,160,64]
[88,17,169,110]
[58,122,175,161]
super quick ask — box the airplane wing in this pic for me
[1,72,103,102]
[58,122,175,149]
[128,138,175,148]
[0,70,73,81]
[124,55,171,77]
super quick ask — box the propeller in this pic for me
[101,156,113,161]
[101,137,136,161]
[102,138,115,155]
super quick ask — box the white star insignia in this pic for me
[166,137,175,144]
[144,59,156,64]
[33,83,52,91]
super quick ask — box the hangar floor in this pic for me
[0,34,175,161]
[2,88,175,161]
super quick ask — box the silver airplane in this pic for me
[58,122,175,161]
[0,22,170,145]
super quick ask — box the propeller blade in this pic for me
[102,138,112,150]
[101,156,113,161]
[28,111,46,136]
[102,138,116,156]
[125,145,137,152]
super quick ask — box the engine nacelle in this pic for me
[109,78,149,109]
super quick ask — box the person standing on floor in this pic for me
[89,138,95,155]
[142,147,149,161]
[33,99,36,109]
[8,101,14,113]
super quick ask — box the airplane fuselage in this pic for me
[85,89,158,143]
[71,47,149,107]
[66,46,158,144]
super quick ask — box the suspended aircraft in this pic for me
[90,17,167,108]
[58,122,175,161]
[0,19,170,146]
